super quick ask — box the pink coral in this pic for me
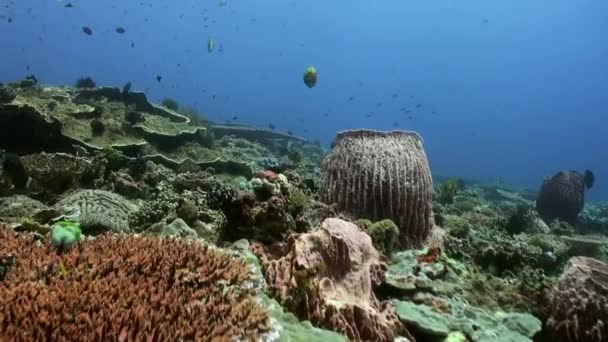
[252,218,407,341]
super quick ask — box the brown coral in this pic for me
[20,152,90,193]
[252,218,407,341]
[322,129,434,249]
[546,256,608,342]
[0,224,270,341]
[536,170,594,224]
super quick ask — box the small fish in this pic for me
[115,27,126,34]
[392,122,400,127]
[8,17,12,23]
[207,38,215,53]
[348,96,354,101]
[287,131,293,135]
[58,261,68,276]
[130,42,135,48]
[392,93,398,98]
[64,3,73,8]
[82,26,93,35]
[268,123,276,130]
[482,18,489,24]
[155,75,162,82]
[415,104,422,108]
[231,115,238,121]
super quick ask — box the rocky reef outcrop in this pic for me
[252,217,408,341]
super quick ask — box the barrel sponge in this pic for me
[536,170,592,224]
[322,129,434,249]
[546,256,608,342]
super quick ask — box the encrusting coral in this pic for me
[252,217,408,341]
[0,224,270,341]
[322,129,434,249]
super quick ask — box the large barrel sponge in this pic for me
[322,129,433,249]
[546,256,608,342]
[536,170,594,224]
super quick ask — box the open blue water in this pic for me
[1,0,606,199]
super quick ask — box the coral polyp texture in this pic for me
[0,224,270,341]
[252,218,407,341]
[546,256,608,342]
[536,170,594,224]
[322,129,434,249]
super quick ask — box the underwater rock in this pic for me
[322,129,434,249]
[0,224,271,340]
[251,218,408,341]
[107,171,149,199]
[546,256,608,342]
[37,189,137,234]
[536,170,594,224]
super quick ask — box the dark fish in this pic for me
[155,75,162,82]
[287,131,293,135]
[8,17,12,23]
[122,82,132,94]
[323,112,329,117]
[268,123,276,130]
[231,116,238,121]
[82,26,93,35]
[64,3,73,8]
[415,104,422,108]
[377,102,382,107]
[392,122,400,127]
[130,42,135,48]
[348,96,354,101]
[115,27,126,34]
[212,94,216,100]
[482,19,489,24]
[392,93,398,98]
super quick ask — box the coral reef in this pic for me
[322,129,434,249]
[38,189,137,234]
[546,256,608,342]
[20,152,90,194]
[536,170,594,224]
[0,224,270,340]
[252,218,408,341]
[0,86,16,104]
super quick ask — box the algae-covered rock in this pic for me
[393,299,541,342]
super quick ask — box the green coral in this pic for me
[438,179,461,204]
[357,219,399,255]
[393,299,541,342]
[51,220,82,252]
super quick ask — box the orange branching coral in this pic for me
[0,224,270,341]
